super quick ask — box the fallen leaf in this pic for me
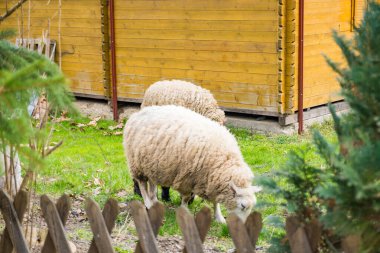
[117,190,128,198]
[87,120,97,127]
[77,123,86,128]
[109,123,124,130]
[113,131,123,136]
[93,187,101,196]
[93,177,103,186]
[76,195,85,201]
[93,116,102,122]
[118,202,128,210]
[46,178,57,183]
[53,116,72,123]
[87,116,102,127]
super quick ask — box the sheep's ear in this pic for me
[229,181,240,196]
[251,186,262,193]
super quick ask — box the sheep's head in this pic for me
[207,108,226,125]
[218,181,261,222]
[230,182,261,221]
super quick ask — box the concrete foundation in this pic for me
[74,98,347,135]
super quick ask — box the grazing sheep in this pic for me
[135,79,226,201]
[123,105,259,223]
[142,80,225,124]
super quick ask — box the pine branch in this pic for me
[0,0,28,22]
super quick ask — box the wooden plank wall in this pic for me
[279,0,297,114]
[292,0,367,111]
[354,0,367,27]
[0,0,104,97]
[114,0,280,115]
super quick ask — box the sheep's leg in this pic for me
[180,192,195,206]
[188,192,195,205]
[214,203,226,224]
[181,194,193,207]
[136,179,153,209]
[161,186,171,202]
[147,180,158,204]
[133,179,142,197]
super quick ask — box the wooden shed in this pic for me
[0,0,368,125]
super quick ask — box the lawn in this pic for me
[37,116,336,250]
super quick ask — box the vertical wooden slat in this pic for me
[342,234,361,253]
[85,198,116,253]
[176,206,204,253]
[183,207,212,253]
[130,201,160,253]
[304,219,322,252]
[245,212,263,249]
[285,216,312,253]
[101,0,111,99]
[194,207,212,242]
[40,195,72,253]
[135,202,165,253]
[227,213,255,253]
[88,198,119,253]
[0,190,30,253]
[0,190,29,253]
[41,194,71,253]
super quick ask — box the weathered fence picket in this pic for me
[177,206,204,253]
[0,189,30,253]
[40,195,73,253]
[88,198,119,253]
[245,212,263,250]
[183,206,212,253]
[130,201,160,253]
[135,202,165,253]
[41,194,71,253]
[342,235,361,253]
[0,189,29,253]
[304,218,322,252]
[85,198,115,253]
[227,214,256,253]
[285,216,313,253]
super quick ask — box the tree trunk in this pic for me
[0,147,22,197]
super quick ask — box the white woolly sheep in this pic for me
[141,80,225,125]
[123,105,260,223]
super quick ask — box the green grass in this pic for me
[38,116,336,247]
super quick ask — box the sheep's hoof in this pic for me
[215,216,227,224]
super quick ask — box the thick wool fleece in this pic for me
[123,105,254,211]
[141,80,225,125]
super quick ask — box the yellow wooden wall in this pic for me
[279,0,297,115]
[114,0,280,115]
[0,0,104,96]
[1,0,371,116]
[292,0,367,111]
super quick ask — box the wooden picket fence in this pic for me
[0,189,335,253]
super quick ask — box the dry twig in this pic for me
[0,0,28,22]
